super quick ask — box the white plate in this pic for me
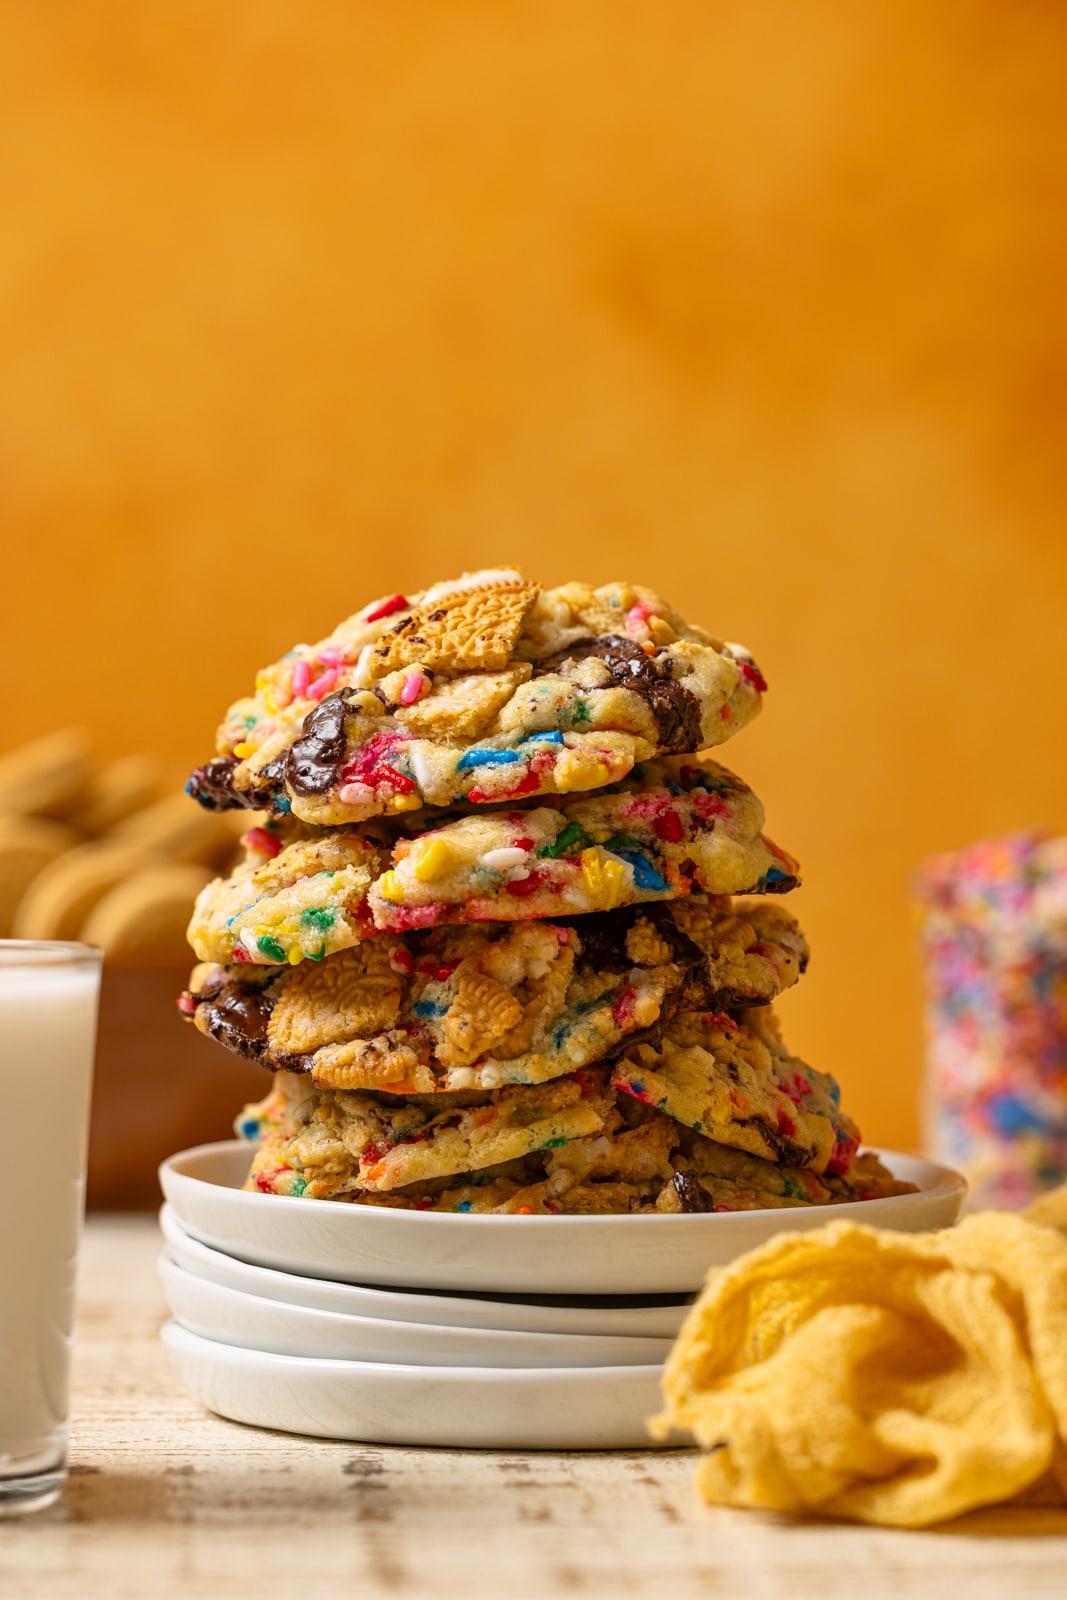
[160,1141,966,1296]
[161,1205,691,1338]
[162,1321,672,1449]
[158,1253,672,1369]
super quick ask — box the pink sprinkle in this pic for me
[291,660,311,698]
[626,600,655,633]
[399,671,427,706]
[365,593,409,623]
[245,826,281,858]
[317,648,345,667]
[307,667,340,700]
[556,927,571,944]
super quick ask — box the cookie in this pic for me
[187,759,798,967]
[81,863,214,959]
[239,1092,913,1213]
[611,1007,858,1174]
[0,815,83,937]
[112,794,244,870]
[187,828,391,966]
[70,754,160,836]
[370,756,798,931]
[11,839,158,942]
[241,1067,613,1195]
[186,570,767,825]
[182,901,807,1094]
[0,728,92,817]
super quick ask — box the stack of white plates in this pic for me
[158,1140,965,1448]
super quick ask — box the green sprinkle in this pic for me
[692,1121,703,1133]
[243,715,258,730]
[538,820,588,859]
[300,907,335,932]
[604,832,643,853]
[570,698,591,727]
[290,1174,307,1197]
[256,935,286,962]
[540,1137,569,1149]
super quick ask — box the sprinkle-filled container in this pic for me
[916,833,1067,1209]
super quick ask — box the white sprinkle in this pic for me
[350,643,376,687]
[481,847,528,872]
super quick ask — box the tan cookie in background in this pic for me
[0,728,92,816]
[0,815,84,936]
[111,793,245,869]
[12,840,159,941]
[82,863,215,960]
[70,753,160,836]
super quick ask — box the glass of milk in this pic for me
[0,942,100,1516]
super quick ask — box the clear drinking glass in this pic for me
[0,942,101,1516]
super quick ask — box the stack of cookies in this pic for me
[181,569,909,1214]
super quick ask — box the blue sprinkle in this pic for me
[455,748,523,772]
[523,731,565,746]
[987,1092,1048,1136]
[275,796,292,814]
[764,867,793,884]
[412,1000,448,1019]
[612,849,668,892]
[239,1118,260,1140]
[457,1200,473,1213]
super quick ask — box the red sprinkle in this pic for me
[468,773,541,804]
[611,987,637,1027]
[776,1109,798,1138]
[365,593,409,623]
[505,875,542,898]
[652,810,684,844]
[434,961,460,982]
[374,763,416,794]
[708,1011,741,1033]
[245,826,282,858]
[739,660,768,694]
[176,991,197,1015]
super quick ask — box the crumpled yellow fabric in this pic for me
[651,1185,1067,1527]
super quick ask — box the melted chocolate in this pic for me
[195,984,275,1062]
[535,634,703,753]
[185,756,286,813]
[672,1172,715,1212]
[286,691,351,798]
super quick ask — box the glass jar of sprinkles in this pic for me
[915,832,1067,1209]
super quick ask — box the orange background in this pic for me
[2,2,1066,1151]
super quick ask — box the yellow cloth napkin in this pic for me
[651,1184,1067,1527]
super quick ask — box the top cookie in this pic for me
[186,570,767,826]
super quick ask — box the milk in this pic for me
[0,949,99,1486]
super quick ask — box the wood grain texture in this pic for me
[2,1218,1065,1598]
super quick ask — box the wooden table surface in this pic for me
[3,1217,1066,1599]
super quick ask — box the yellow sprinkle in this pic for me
[580,848,603,896]
[378,870,403,902]
[414,837,455,882]
[255,671,270,691]
[580,848,627,908]
[601,859,627,908]
[233,742,255,759]
[262,689,279,716]
[288,947,302,965]
[387,793,423,813]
